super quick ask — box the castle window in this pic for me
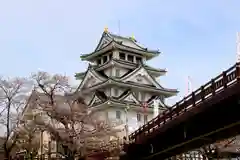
[119,53,125,60]
[144,115,148,124]
[97,59,101,65]
[103,56,107,63]
[115,69,120,77]
[137,113,141,122]
[116,111,121,119]
[136,57,142,64]
[127,55,134,62]
[109,53,113,60]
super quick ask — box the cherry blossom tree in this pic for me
[0,76,31,159]
[13,119,40,160]
[30,71,122,160]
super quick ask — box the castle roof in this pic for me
[87,89,168,109]
[80,31,160,61]
[76,65,178,97]
[95,59,166,76]
[80,78,177,98]
[75,59,166,80]
[88,93,169,114]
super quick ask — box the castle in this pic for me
[75,28,178,137]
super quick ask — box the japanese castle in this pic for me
[75,28,178,136]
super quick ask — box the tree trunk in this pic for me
[4,143,10,160]
[4,152,10,160]
[4,103,11,160]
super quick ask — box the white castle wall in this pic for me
[107,108,155,135]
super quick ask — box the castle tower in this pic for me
[75,29,178,136]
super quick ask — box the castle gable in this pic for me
[119,92,139,104]
[78,68,106,90]
[89,94,103,106]
[121,67,161,88]
[95,32,112,51]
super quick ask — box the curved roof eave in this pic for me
[81,39,160,61]
[82,78,178,97]
[115,41,160,55]
[80,40,114,61]
[93,59,166,77]
[94,32,107,52]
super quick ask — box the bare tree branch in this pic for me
[0,76,31,159]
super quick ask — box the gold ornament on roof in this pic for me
[131,34,135,41]
[104,27,108,33]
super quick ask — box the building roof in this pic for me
[80,78,177,98]
[95,31,158,52]
[90,98,151,113]
[77,64,178,97]
[77,64,107,91]
[88,96,169,114]
[120,65,164,88]
[88,89,168,110]
[75,60,166,80]
[106,59,166,74]
[89,89,140,106]
[96,59,166,76]
[80,31,160,61]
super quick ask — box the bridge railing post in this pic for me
[191,92,195,107]
[183,99,187,112]
[200,86,205,101]
[222,71,227,88]
[211,79,215,96]
[146,125,150,135]
[176,102,180,115]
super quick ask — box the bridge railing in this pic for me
[129,63,240,142]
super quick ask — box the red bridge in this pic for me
[123,63,240,160]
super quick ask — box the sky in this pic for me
[0,0,240,105]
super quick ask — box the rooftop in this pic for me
[80,28,160,61]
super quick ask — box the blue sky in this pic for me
[0,0,239,105]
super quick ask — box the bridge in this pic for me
[122,63,240,160]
